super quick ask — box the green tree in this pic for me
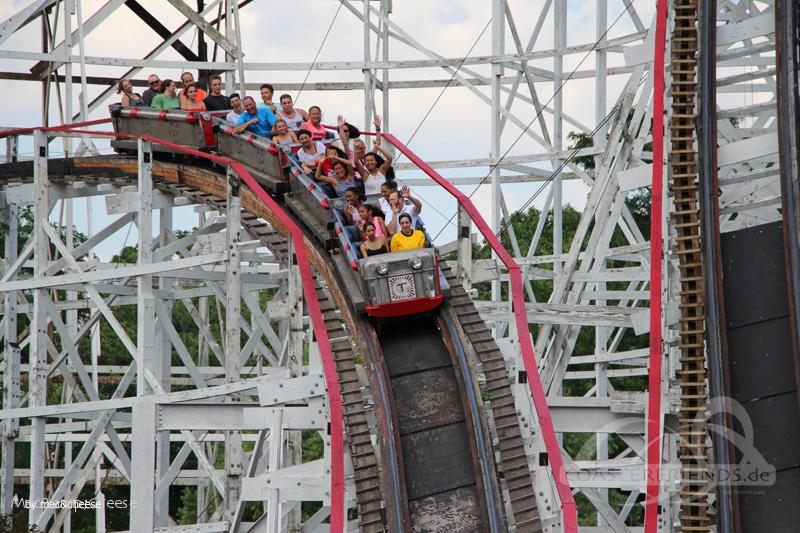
[567,131,596,170]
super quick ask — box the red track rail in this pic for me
[235,163,346,532]
[645,0,669,529]
[380,133,578,532]
[1,121,346,533]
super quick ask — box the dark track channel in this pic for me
[719,222,800,532]
[378,316,488,532]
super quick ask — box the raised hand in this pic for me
[402,186,411,199]
[372,115,382,129]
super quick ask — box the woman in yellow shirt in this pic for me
[390,213,426,252]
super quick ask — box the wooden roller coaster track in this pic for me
[669,1,711,530]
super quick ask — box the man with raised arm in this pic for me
[386,186,422,235]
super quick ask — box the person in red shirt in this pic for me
[318,146,347,178]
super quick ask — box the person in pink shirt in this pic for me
[343,188,365,226]
[301,106,333,141]
[357,204,387,238]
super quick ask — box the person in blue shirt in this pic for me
[234,96,276,136]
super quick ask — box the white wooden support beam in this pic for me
[380,0,391,136]
[153,439,196,505]
[0,0,57,47]
[130,400,157,532]
[179,297,225,363]
[0,201,19,516]
[105,189,194,215]
[283,236,306,532]
[154,182,174,527]
[552,0,567,282]
[284,257,305,373]
[150,403,327,432]
[473,300,642,328]
[240,459,329,503]
[0,252,226,292]
[224,166,243,523]
[45,212,135,276]
[240,291,282,366]
[163,0,239,56]
[501,1,554,144]
[154,221,226,260]
[246,405,328,432]
[266,409,284,533]
[31,0,127,80]
[137,138,156,397]
[28,130,49,525]
[153,299,209,389]
[255,375,326,406]
[490,0,505,303]
[716,13,774,46]
[0,375,279,421]
[224,0,236,94]
[717,132,778,167]
[362,0,373,132]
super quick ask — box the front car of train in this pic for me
[327,196,444,318]
[359,249,442,318]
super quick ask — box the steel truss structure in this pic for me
[0,0,784,531]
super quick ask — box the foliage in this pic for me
[177,487,198,525]
[566,131,596,170]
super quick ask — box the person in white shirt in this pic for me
[379,181,397,222]
[276,94,308,131]
[356,137,393,195]
[386,186,422,235]
[226,93,244,124]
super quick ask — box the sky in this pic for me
[0,0,655,259]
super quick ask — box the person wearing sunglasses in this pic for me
[141,74,161,107]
